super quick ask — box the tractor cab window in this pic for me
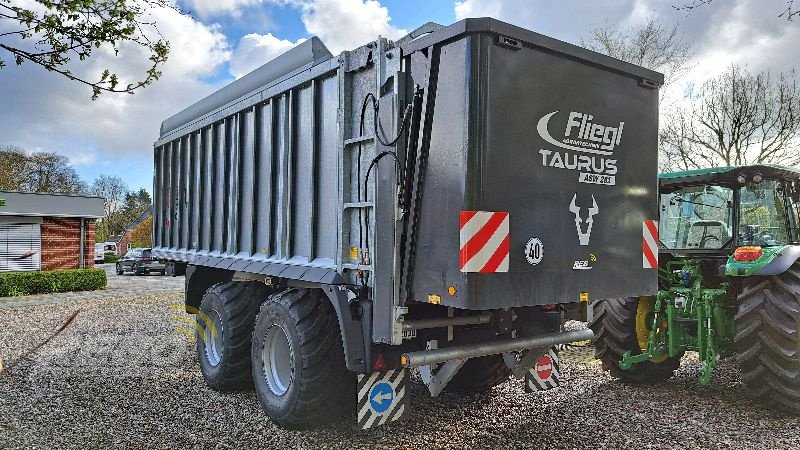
[660,185,734,250]
[738,180,791,246]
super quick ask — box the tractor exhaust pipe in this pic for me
[400,329,593,368]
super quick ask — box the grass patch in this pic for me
[0,269,107,297]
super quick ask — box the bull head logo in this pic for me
[569,194,599,246]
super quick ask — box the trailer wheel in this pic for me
[589,297,681,384]
[196,282,269,391]
[735,264,800,412]
[443,354,511,393]
[251,288,355,428]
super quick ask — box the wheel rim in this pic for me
[635,297,668,363]
[204,310,224,366]
[261,324,294,396]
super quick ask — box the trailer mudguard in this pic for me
[322,286,369,373]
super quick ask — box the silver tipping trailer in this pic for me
[153,18,662,429]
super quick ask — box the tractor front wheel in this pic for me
[735,263,800,412]
[589,297,682,384]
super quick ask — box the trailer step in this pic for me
[343,202,374,209]
[344,135,374,146]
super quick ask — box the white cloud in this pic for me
[454,0,800,95]
[183,0,408,56]
[0,3,231,166]
[229,33,306,78]
[69,152,98,167]
[298,0,407,53]
[454,0,504,21]
[180,0,264,18]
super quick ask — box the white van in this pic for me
[94,243,105,264]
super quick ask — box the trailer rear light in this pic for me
[733,246,763,262]
[541,304,558,311]
[373,354,388,371]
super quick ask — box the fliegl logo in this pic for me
[536,110,624,187]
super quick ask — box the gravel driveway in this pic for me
[2,287,800,449]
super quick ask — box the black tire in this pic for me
[115,264,123,275]
[444,354,512,393]
[735,264,800,412]
[251,288,355,428]
[589,297,681,384]
[196,281,269,391]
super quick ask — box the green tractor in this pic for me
[590,165,800,411]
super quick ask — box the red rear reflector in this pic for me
[733,246,763,262]
[373,354,388,371]
[541,304,558,311]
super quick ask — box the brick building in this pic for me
[0,191,104,272]
[113,206,152,256]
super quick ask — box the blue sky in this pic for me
[1,0,798,195]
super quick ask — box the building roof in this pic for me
[114,206,152,244]
[0,190,105,219]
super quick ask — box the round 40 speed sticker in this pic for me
[524,237,543,265]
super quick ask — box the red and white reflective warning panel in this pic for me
[459,211,510,273]
[643,219,658,269]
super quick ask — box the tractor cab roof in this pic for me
[659,164,800,191]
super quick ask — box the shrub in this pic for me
[0,269,107,297]
[104,254,120,264]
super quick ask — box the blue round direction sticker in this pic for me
[369,382,394,414]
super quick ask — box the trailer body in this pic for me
[153,18,663,428]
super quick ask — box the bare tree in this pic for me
[90,174,129,241]
[24,152,87,193]
[0,145,28,190]
[674,0,799,21]
[0,146,87,193]
[660,65,800,170]
[581,16,694,89]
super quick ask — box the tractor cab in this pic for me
[658,165,800,262]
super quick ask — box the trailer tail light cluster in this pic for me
[733,246,763,262]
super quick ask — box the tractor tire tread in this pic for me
[735,263,800,413]
[589,297,680,384]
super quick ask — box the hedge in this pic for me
[0,269,107,297]
[104,254,120,264]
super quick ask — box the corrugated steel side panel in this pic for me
[153,70,341,269]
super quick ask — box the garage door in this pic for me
[0,223,42,272]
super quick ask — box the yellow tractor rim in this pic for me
[635,296,668,363]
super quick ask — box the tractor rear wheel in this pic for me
[444,354,512,393]
[735,264,800,412]
[589,297,681,384]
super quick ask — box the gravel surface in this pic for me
[2,293,800,449]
